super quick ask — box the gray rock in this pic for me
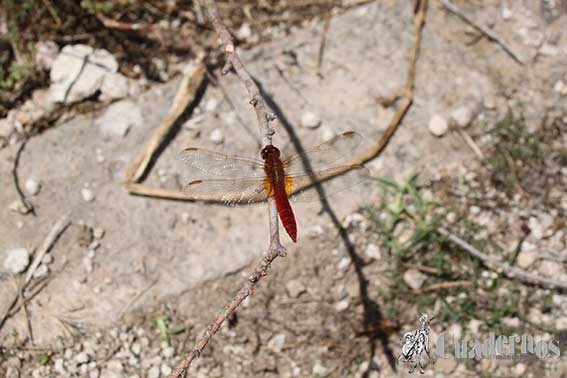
[35,40,59,70]
[428,114,448,137]
[3,248,30,274]
[301,111,321,129]
[97,100,143,138]
[0,116,15,138]
[403,269,427,290]
[49,44,119,104]
[100,73,130,101]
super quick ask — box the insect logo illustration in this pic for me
[397,313,437,374]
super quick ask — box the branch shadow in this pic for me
[256,80,397,374]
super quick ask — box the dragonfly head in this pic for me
[260,144,280,160]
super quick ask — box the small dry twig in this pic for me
[0,214,71,332]
[440,0,524,65]
[411,280,472,294]
[438,228,567,290]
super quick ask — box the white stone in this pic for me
[517,251,537,269]
[93,228,105,239]
[100,73,130,101]
[301,111,321,129]
[450,106,475,128]
[42,254,53,265]
[81,188,95,202]
[540,260,562,277]
[554,81,567,96]
[33,263,49,278]
[25,178,41,196]
[501,317,520,328]
[335,299,349,312]
[364,243,381,260]
[501,7,512,19]
[106,360,123,373]
[268,333,286,352]
[513,363,527,376]
[49,44,119,104]
[54,358,65,373]
[319,125,335,141]
[285,279,306,298]
[147,366,160,378]
[428,114,448,137]
[3,248,30,274]
[162,346,175,358]
[160,364,172,376]
[448,323,462,340]
[205,98,219,112]
[237,23,252,40]
[403,269,427,290]
[97,100,143,138]
[337,257,351,272]
[75,352,89,364]
[35,40,59,70]
[468,319,482,334]
[209,128,224,144]
[312,362,328,376]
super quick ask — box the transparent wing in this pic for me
[286,164,370,203]
[184,177,269,205]
[283,131,363,174]
[180,147,264,178]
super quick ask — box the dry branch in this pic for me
[438,228,567,290]
[0,214,71,332]
[440,0,524,65]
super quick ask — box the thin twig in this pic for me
[126,53,208,183]
[440,0,524,65]
[169,1,285,377]
[457,129,484,160]
[316,7,332,74]
[0,214,71,332]
[118,277,159,321]
[11,139,34,214]
[438,228,567,290]
[411,280,472,294]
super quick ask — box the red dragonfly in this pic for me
[181,131,368,242]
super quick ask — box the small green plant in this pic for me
[151,315,187,346]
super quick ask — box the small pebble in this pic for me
[87,250,96,259]
[205,98,219,112]
[335,299,349,312]
[554,80,567,96]
[162,346,175,358]
[267,333,286,352]
[93,286,102,294]
[237,23,253,40]
[147,366,160,378]
[337,257,351,272]
[403,269,427,290]
[301,111,321,129]
[3,248,30,274]
[42,254,54,265]
[285,280,306,298]
[25,178,41,196]
[33,263,49,278]
[209,128,224,144]
[81,188,95,202]
[364,244,381,260]
[75,352,89,364]
[93,228,105,239]
[428,114,448,137]
[450,106,475,128]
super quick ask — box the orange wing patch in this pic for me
[263,177,274,196]
[284,175,294,195]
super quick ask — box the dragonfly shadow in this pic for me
[257,79,398,373]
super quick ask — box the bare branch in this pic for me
[440,0,524,65]
[169,1,285,377]
[438,228,567,290]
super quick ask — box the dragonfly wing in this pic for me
[184,177,269,205]
[283,131,363,174]
[286,164,370,203]
[181,147,264,178]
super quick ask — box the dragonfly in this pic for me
[181,131,369,243]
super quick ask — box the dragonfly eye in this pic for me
[260,145,280,159]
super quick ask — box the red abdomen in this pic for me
[262,145,297,242]
[274,185,297,242]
